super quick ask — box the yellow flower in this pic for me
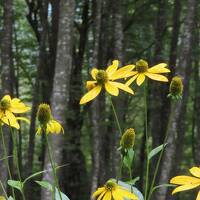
[93,180,138,200]
[126,59,170,86]
[80,60,135,104]
[0,95,30,129]
[0,196,6,200]
[170,167,200,200]
[36,103,64,134]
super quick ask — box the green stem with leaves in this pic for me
[9,127,26,200]
[45,134,63,200]
[147,102,175,200]
[144,81,150,200]
[0,126,16,199]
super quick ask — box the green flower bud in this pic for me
[168,76,183,100]
[120,128,135,149]
[37,103,51,125]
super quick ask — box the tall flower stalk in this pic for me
[36,103,64,200]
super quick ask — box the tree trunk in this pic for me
[0,0,13,194]
[154,1,196,200]
[63,0,89,199]
[41,0,75,200]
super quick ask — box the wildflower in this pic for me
[80,60,134,104]
[36,103,64,134]
[93,180,138,200]
[126,59,170,86]
[170,167,200,200]
[0,95,30,129]
[168,76,183,100]
[120,128,135,149]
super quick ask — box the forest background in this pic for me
[0,0,199,200]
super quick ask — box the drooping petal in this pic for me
[144,72,168,82]
[93,187,106,198]
[196,191,200,200]
[190,167,200,178]
[111,65,135,80]
[1,111,20,129]
[112,190,123,200]
[109,82,134,94]
[91,68,99,80]
[105,82,119,96]
[148,63,170,73]
[136,74,145,86]
[172,184,200,195]
[80,85,102,104]
[106,60,119,77]
[97,191,106,200]
[10,98,30,113]
[126,74,139,86]
[102,191,111,200]
[170,176,200,185]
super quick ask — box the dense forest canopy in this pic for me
[0,0,200,200]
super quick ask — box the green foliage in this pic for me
[148,144,168,161]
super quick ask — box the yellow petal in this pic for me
[93,187,105,198]
[148,63,170,73]
[103,191,111,200]
[144,72,168,82]
[1,110,20,129]
[196,191,200,200]
[172,184,200,195]
[111,65,135,80]
[106,60,119,76]
[16,117,30,124]
[105,82,119,96]
[126,74,139,86]
[109,81,134,94]
[136,74,145,86]
[10,98,30,113]
[190,167,200,178]
[91,68,99,80]
[117,188,138,200]
[112,191,123,200]
[170,176,200,185]
[36,127,42,134]
[80,85,102,104]
[2,95,11,102]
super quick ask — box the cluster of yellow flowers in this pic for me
[0,95,63,135]
[80,59,170,104]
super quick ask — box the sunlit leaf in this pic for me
[148,143,167,160]
[35,181,53,191]
[7,180,23,191]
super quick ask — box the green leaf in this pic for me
[126,177,140,185]
[55,188,70,200]
[123,149,134,169]
[152,184,175,192]
[23,170,47,185]
[35,181,53,191]
[7,180,23,191]
[148,144,167,160]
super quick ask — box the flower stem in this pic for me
[109,96,122,135]
[144,81,150,200]
[147,102,175,200]
[0,180,8,199]
[0,126,16,199]
[9,127,26,200]
[45,134,63,200]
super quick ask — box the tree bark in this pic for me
[0,0,14,194]
[154,1,196,200]
[41,0,75,200]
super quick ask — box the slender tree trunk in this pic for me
[63,0,89,199]
[0,0,13,194]
[41,0,75,200]
[154,1,196,200]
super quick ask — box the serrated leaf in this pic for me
[148,144,167,160]
[55,188,70,200]
[35,181,53,191]
[7,180,23,191]
[123,149,134,169]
